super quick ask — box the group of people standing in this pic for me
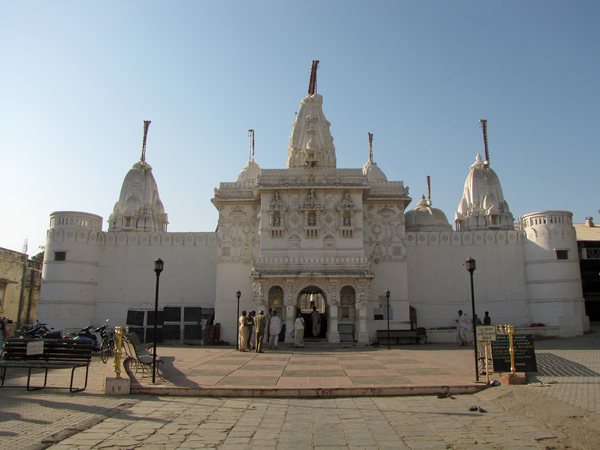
[455,310,491,346]
[238,308,282,352]
[293,306,322,348]
[239,306,323,351]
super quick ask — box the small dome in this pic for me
[405,195,452,232]
[236,160,261,182]
[362,161,387,182]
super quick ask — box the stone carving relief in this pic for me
[288,233,301,249]
[268,191,286,238]
[363,203,407,262]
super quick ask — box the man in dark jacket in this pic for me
[254,311,266,353]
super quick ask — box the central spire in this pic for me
[140,120,151,163]
[286,61,336,169]
[308,60,319,95]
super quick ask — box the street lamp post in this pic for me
[466,257,479,382]
[152,258,164,384]
[385,290,391,350]
[236,290,241,350]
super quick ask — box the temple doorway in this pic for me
[297,286,327,340]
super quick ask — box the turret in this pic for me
[38,211,104,329]
[522,210,589,336]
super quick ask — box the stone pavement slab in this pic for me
[127,344,490,397]
[1,326,599,449]
[43,394,555,449]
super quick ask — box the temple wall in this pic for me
[39,213,217,331]
[405,229,531,330]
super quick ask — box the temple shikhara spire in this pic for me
[286,60,336,169]
[479,119,489,164]
[141,120,151,162]
[308,60,319,95]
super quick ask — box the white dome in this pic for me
[405,195,452,232]
[236,160,261,182]
[362,161,387,182]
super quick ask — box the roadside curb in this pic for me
[130,384,487,398]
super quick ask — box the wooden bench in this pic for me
[377,328,427,345]
[0,338,93,392]
[122,332,163,379]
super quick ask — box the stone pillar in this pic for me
[357,304,369,343]
[327,305,339,343]
[285,305,295,343]
[284,280,295,343]
[357,280,371,343]
[327,280,340,343]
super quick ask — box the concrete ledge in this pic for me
[130,384,487,398]
[426,326,560,344]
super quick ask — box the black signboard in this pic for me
[162,325,180,340]
[146,310,164,326]
[184,324,202,339]
[184,307,202,322]
[128,327,145,340]
[491,334,538,372]
[145,327,163,343]
[164,307,181,322]
[126,310,145,326]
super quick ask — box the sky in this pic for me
[1,0,598,256]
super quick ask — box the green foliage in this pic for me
[31,251,44,263]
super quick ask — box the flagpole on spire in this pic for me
[427,176,431,204]
[141,120,151,162]
[248,130,255,161]
[308,60,319,95]
[368,132,373,163]
[479,119,489,164]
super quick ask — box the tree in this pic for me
[31,251,44,263]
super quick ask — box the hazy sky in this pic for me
[1,1,598,255]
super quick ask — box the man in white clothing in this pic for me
[268,310,282,350]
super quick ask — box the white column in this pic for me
[328,305,340,343]
[357,304,369,343]
[285,305,295,343]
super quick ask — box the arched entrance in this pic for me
[267,286,284,317]
[297,286,327,341]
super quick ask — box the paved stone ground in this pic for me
[525,324,600,413]
[1,324,598,449]
[129,343,487,393]
[46,395,555,450]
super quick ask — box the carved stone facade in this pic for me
[38,72,589,343]
[213,89,413,343]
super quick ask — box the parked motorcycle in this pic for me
[65,319,110,352]
[16,320,63,339]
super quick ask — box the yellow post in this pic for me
[485,342,490,384]
[507,325,515,374]
[113,326,123,379]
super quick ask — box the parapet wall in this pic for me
[404,229,524,247]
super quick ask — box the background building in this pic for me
[0,247,41,335]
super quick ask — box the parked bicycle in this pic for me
[100,326,115,363]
